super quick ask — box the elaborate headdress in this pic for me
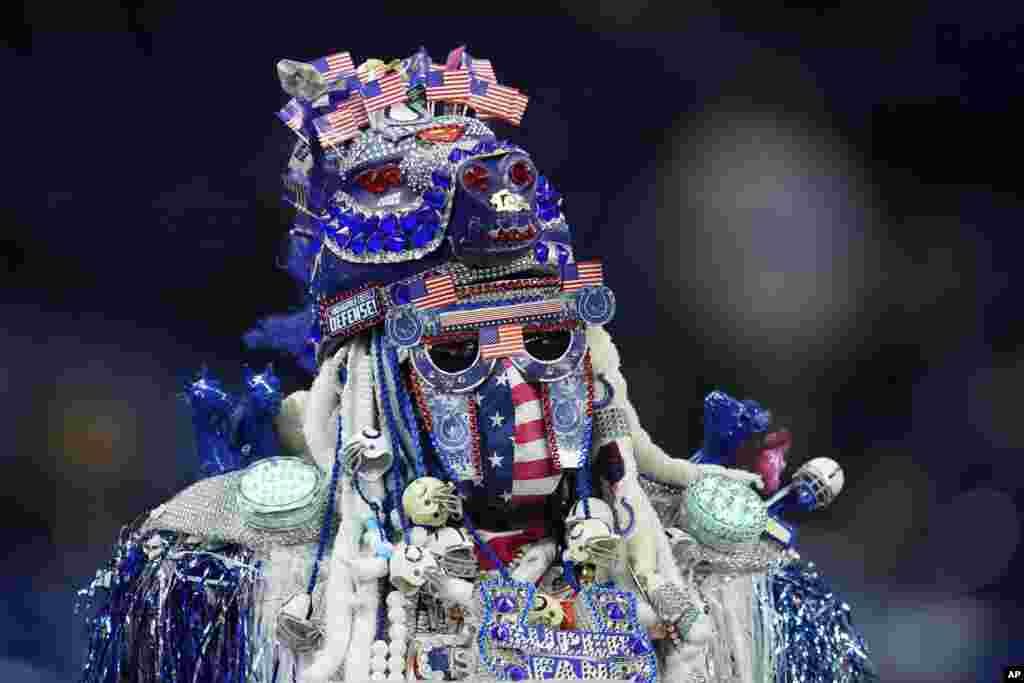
[252,46,595,370]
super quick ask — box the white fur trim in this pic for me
[301,338,383,682]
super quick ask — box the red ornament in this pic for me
[417,124,465,143]
[509,160,534,187]
[381,165,402,187]
[355,164,402,194]
[462,164,490,192]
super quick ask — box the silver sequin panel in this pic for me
[141,471,325,552]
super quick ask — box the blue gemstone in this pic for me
[349,235,367,255]
[365,216,380,235]
[423,189,446,210]
[494,595,516,613]
[431,170,451,189]
[400,212,419,234]
[505,665,527,681]
[537,175,550,195]
[350,215,372,236]
[556,245,570,266]
[607,603,625,620]
[392,284,411,306]
[412,225,435,248]
[533,241,549,263]
[417,207,440,228]
[329,205,344,219]
[630,636,653,655]
[538,204,560,221]
[448,149,465,163]
[367,231,385,253]
[334,228,353,248]
[381,214,399,236]
[489,623,509,641]
[386,234,406,252]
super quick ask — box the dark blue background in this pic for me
[4,3,1024,680]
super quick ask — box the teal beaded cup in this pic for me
[682,474,768,554]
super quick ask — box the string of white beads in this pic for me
[372,589,410,680]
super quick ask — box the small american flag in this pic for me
[312,51,356,85]
[313,106,358,148]
[425,69,470,103]
[360,72,407,113]
[470,58,496,83]
[560,260,604,292]
[479,324,525,360]
[408,274,457,310]
[337,90,370,128]
[276,99,305,132]
[469,79,528,126]
[440,300,563,328]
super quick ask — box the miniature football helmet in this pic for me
[427,526,478,579]
[402,477,463,526]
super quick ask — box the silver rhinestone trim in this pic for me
[140,471,326,551]
[592,405,630,448]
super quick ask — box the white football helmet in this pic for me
[427,527,478,579]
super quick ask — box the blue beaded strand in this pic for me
[374,331,413,543]
[375,576,389,642]
[307,412,344,615]
[389,345,427,479]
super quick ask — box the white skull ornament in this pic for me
[389,543,440,595]
[402,477,463,527]
[526,592,565,629]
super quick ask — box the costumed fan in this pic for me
[77,45,877,683]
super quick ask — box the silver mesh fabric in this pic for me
[141,472,326,552]
[592,405,630,448]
